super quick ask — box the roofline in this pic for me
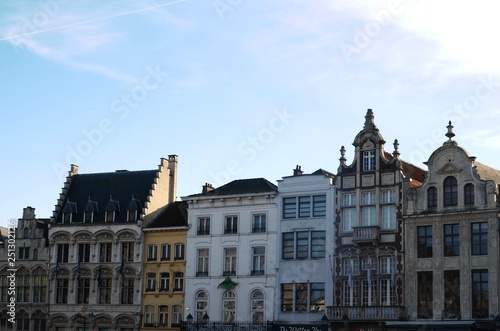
[143,226,189,232]
[182,191,277,201]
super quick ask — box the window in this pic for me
[172,305,182,326]
[417,272,433,319]
[381,190,395,203]
[197,249,209,277]
[223,290,236,323]
[252,247,265,275]
[252,214,266,233]
[380,279,396,306]
[343,259,359,276]
[224,216,238,234]
[224,247,237,276]
[363,150,375,171]
[158,305,168,327]
[298,196,311,218]
[313,195,327,217]
[281,283,325,312]
[174,243,185,261]
[33,274,47,303]
[105,211,115,223]
[282,231,326,260]
[147,245,157,261]
[32,312,46,331]
[144,305,155,327]
[342,208,357,232]
[444,224,460,257]
[471,222,488,255]
[361,279,377,306]
[343,193,357,206]
[77,278,90,304]
[33,249,38,260]
[472,270,488,318]
[100,243,112,262]
[78,243,90,262]
[444,270,460,313]
[379,257,395,275]
[361,192,376,226]
[127,209,137,222]
[99,276,112,304]
[16,312,29,331]
[84,211,94,223]
[251,290,265,323]
[427,187,437,207]
[443,176,458,206]
[146,273,156,292]
[173,273,184,291]
[57,244,69,262]
[56,278,69,304]
[161,244,171,261]
[1,275,11,302]
[195,291,208,321]
[18,247,30,260]
[197,217,210,235]
[122,242,134,262]
[121,278,134,304]
[464,183,475,205]
[160,273,170,292]
[381,205,396,229]
[23,227,29,238]
[17,273,30,302]
[417,225,433,258]
[283,197,297,219]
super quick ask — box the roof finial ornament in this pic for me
[339,146,347,165]
[393,139,400,159]
[445,121,455,143]
[363,109,376,130]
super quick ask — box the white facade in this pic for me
[183,180,278,323]
[276,168,336,323]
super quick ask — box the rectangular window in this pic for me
[313,195,327,217]
[380,279,396,306]
[298,196,311,218]
[342,208,357,232]
[172,305,182,325]
[417,272,433,319]
[224,216,238,234]
[32,275,47,303]
[343,259,359,275]
[173,273,183,291]
[252,246,265,275]
[361,280,377,306]
[343,193,356,206]
[56,279,68,304]
[158,306,168,326]
[78,243,90,262]
[471,222,488,255]
[444,270,460,313]
[144,306,155,326]
[197,217,210,235]
[161,244,171,261]
[18,247,30,260]
[363,151,375,171]
[252,214,266,233]
[16,275,30,302]
[121,278,134,304]
[296,231,309,259]
[444,224,460,257]
[146,273,156,291]
[464,184,475,205]
[281,284,293,311]
[174,243,185,261]
[282,233,295,260]
[311,231,326,258]
[147,245,157,261]
[100,243,112,262]
[295,283,308,312]
[310,283,325,312]
[224,247,237,276]
[122,242,134,262]
[197,249,209,276]
[417,225,433,258]
[283,197,297,219]
[160,273,170,292]
[379,257,395,274]
[128,209,137,222]
[57,244,69,263]
[472,270,488,318]
[105,211,114,223]
[1,276,10,302]
[77,278,90,304]
[381,190,395,203]
[381,205,396,229]
[342,280,359,306]
[361,206,376,226]
[99,278,112,304]
[362,192,375,205]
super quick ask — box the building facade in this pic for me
[276,166,335,324]
[402,122,500,325]
[182,179,278,325]
[47,155,178,331]
[328,110,426,330]
[0,207,50,331]
[141,201,188,331]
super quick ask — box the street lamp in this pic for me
[321,314,329,325]
[202,313,210,324]
[76,312,94,331]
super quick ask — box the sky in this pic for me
[1,0,500,227]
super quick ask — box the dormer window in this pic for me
[83,198,98,224]
[105,211,115,223]
[61,200,77,224]
[363,151,375,171]
[126,195,141,222]
[127,210,137,222]
[105,197,120,222]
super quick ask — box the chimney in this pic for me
[293,165,303,176]
[202,183,214,194]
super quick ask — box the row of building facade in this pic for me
[1,109,500,331]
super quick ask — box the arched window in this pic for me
[250,289,265,323]
[443,176,458,206]
[23,227,29,238]
[158,305,168,326]
[222,290,236,323]
[195,290,208,321]
[144,305,155,327]
[427,187,437,207]
[464,183,475,205]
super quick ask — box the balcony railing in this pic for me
[352,226,380,244]
[327,306,406,320]
[181,321,273,331]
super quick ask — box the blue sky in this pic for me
[1,0,500,226]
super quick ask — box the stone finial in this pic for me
[339,146,347,166]
[445,121,455,141]
[393,139,400,159]
[363,109,377,130]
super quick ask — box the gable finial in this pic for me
[393,139,400,159]
[339,146,347,166]
[445,121,455,142]
[363,109,376,130]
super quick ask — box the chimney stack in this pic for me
[293,165,303,176]
[202,183,214,194]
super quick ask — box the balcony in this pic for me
[327,306,407,321]
[351,226,380,245]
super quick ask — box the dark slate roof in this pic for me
[189,178,277,197]
[55,170,157,223]
[475,162,500,184]
[146,201,188,229]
